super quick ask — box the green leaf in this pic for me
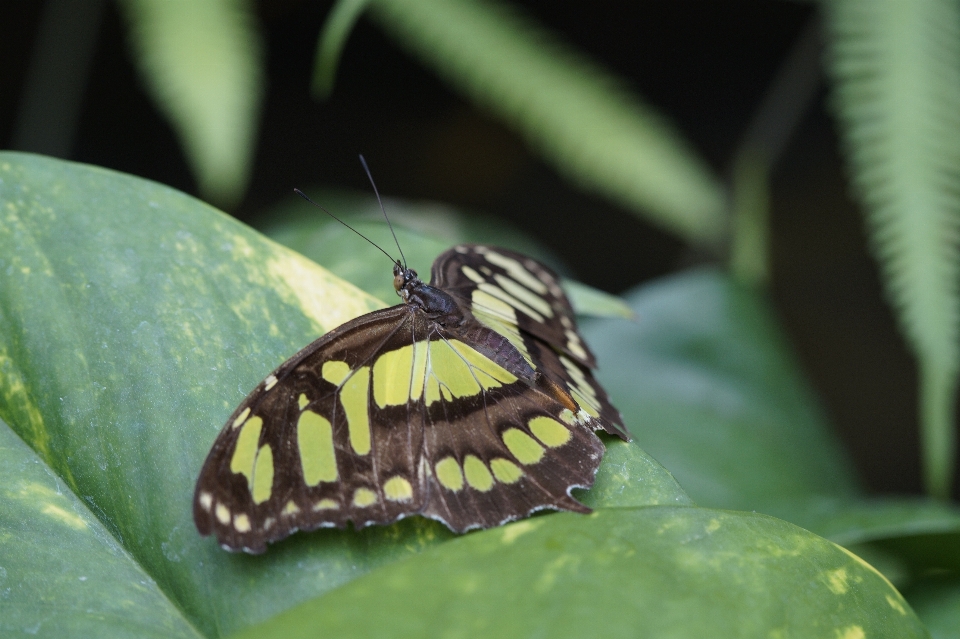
[581,269,861,511]
[562,278,635,320]
[905,576,960,639]
[575,434,693,510]
[778,497,960,548]
[0,417,201,638]
[775,496,960,584]
[0,152,392,637]
[577,265,960,591]
[116,0,264,206]
[729,148,770,288]
[253,191,459,303]
[234,507,927,639]
[824,0,960,497]
[312,0,372,99]
[365,0,727,245]
[0,153,687,636]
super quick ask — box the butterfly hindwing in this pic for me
[430,244,629,439]
[431,244,595,367]
[195,243,628,553]
[417,361,603,530]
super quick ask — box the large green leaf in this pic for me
[0,417,200,638]
[906,576,960,639]
[357,0,727,245]
[236,507,927,639]
[0,153,687,637]
[582,269,861,511]
[824,0,960,497]
[782,498,960,549]
[115,0,264,206]
[781,496,960,589]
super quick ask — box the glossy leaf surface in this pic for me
[237,507,927,639]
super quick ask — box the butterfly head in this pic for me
[393,261,422,302]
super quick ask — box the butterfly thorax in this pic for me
[393,262,461,325]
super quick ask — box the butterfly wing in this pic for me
[415,330,605,531]
[430,244,629,440]
[194,305,428,553]
[194,298,608,552]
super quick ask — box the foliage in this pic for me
[6,0,960,634]
[823,0,960,498]
[116,0,263,207]
[115,0,960,503]
[1,152,955,637]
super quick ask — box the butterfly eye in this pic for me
[393,271,405,293]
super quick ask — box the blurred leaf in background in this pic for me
[117,0,264,207]
[317,0,728,246]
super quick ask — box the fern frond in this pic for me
[824,0,960,497]
[366,0,727,245]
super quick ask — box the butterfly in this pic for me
[194,243,630,553]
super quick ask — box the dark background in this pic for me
[0,1,927,495]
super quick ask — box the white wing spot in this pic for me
[232,407,251,429]
[494,274,553,317]
[234,513,252,533]
[565,329,588,360]
[264,375,278,390]
[478,282,544,322]
[484,250,548,294]
[215,503,230,525]
[198,491,213,512]
[313,498,340,511]
[461,265,485,284]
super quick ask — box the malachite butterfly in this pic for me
[194,243,629,553]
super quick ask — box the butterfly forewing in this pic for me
[194,243,629,553]
[194,306,423,552]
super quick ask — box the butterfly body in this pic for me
[194,244,628,553]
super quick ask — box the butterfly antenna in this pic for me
[359,154,407,269]
[293,188,399,266]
